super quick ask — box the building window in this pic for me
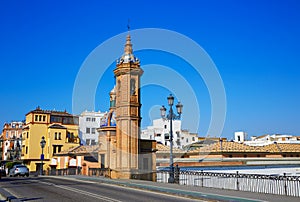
[51,116,63,123]
[86,139,91,145]
[35,115,38,121]
[164,125,167,129]
[86,117,91,122]
[92,118,96,122]
[26,146,28,154]
[67,132,74,140]
[91,139,96,145]
[55,132,62,140]
[164,133,170,140]
[130,79,136,95]
[156,134,161,137]
[53,146,57,154]
[91,128,96,134]
[27,132,29,138]
[43,115,46,122]
[52,145,62,155]
[118,80,121,93]
[186,138,189,143]
[192,137,195,141]
[86,127,90,134]
[39,115,42,121]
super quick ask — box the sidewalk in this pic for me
[46,175,300,202]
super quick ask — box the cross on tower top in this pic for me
[127,19,130,32]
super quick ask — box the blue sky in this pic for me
[1,0,300,139]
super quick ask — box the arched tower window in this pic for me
[130,78,136,95]
[117,80,121,94]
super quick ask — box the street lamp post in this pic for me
[160,94,183,183]
[40,136,46,176]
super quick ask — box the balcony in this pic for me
[66,137,80,144]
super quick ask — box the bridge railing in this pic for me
[47,167,108,177]
[156,170,300,197]
[88,168,107,176]
[48,168,77,176]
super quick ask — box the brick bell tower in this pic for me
[113,33,143,178]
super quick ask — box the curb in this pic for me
[0,188,21,202]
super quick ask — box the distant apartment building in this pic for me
[79,110,105,145]
[0,121,24,161]
[141,118,198,149]
[245,133,300,146]
[22,107,80,172]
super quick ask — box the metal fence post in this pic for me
[284,173,287,196]
[236,171,239,191]
[201,170,204,187]
[174,165,180,184]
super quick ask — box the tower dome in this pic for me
[117,34,139,64]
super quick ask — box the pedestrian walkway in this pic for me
[46,175,300,202]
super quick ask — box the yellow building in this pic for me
[22,107,80,172]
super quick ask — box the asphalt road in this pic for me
[0,177,203,202]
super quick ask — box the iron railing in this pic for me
[156,170,300,197]
[47,167,108,177]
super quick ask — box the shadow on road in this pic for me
[19,197,43,201]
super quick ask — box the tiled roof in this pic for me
[156,143,185,153]
[48,124,67,129]
[190,142,300,153]
[57,145,99,155]
[56,142,300,156]
[26,107,74,116]
[263,143,300,153]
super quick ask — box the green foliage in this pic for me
[5,162,14,170]
[5,161,22,171]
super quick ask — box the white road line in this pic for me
[55,184,122,202]
[101,183,204,201]
[38,181,122,202]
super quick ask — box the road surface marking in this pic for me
[39,181,122,202]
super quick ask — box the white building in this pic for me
[79,110,106,145]
[234,131,247,143]
[233,131,300,146]
[141,118,198,149]
[244,134,300,146]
